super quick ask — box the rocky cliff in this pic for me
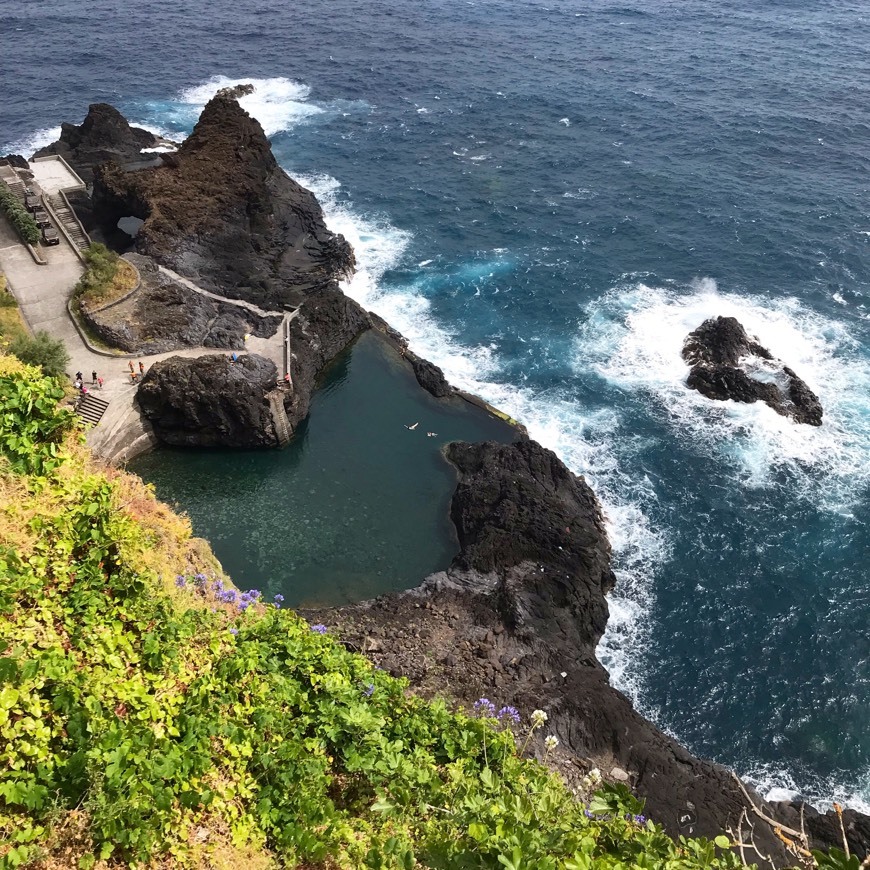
[90,93,355,310]
[33,103,163,182]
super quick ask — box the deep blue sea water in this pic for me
[3,0,869,813]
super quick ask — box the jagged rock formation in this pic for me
[137,354,281,448]
[283,286,372,429]
[305,438,865,866]
[90,93,355,310]
[33,104,163,182]
[80,254,281,354]
[0,154,29,170]
[683,316,823,425]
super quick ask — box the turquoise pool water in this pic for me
[130,332,517,606]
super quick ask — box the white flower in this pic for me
[545,735,559,750]
[531,709,548,729]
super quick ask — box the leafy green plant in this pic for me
[0,186,40,246]
[7,331,69,379]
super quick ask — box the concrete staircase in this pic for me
[47,193,89,251]
[0,172,26,202]
[76,393,109,425]
[267,390,291,446]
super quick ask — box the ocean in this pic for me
[2,0,868,815]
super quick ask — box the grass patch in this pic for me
[74,244,138,310]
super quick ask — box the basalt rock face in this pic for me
[91,94,355,311]
[33,103,161,182]
[683,316,823,425]
[304,437,862,867]
[80,254,282,354]
[283,285,372,430]
[137,354,280,448]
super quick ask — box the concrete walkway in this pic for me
[0,210,288,462]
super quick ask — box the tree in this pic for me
[9,331,71,378]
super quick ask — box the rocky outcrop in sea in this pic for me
[33,103,164,183]
[683,316,823,425]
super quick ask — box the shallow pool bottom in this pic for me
[130,332,517,607]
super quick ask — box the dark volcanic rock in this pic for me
[368,312,453,398]
[137,354,280,448]
[409,355,452,398]
[283,286,371,429]
[80,254,281,354]
[33,104,162,182]
[305,437,865,866]
[0,154,29,170]
[683,316,822,425]
[91,92,355,310]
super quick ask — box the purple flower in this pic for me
[248,589,261,600]
[229,627,239,636]
[497,706,520,724]
[584,810,594,819]
[212,579,224,593]
[473,698,497,717]
[633,815,647,825]
[273,594,284,603]
[363,683,375,696]
[310,624,327,635]
[194,573,208,587]
[175,576,186,588]
[221,590,237,604]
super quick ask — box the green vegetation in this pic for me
[0,356,849,870]
[5,332,69,380]
[0,187,40,246]
[0,277,28,352]
[73,244,137,309]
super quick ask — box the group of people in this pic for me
[73,370,102,394]
[72,360,147,392]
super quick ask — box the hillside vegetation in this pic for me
[0,354,828,870]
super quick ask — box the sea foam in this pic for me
[577,278,870,508]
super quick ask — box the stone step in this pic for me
[76,394,110,425]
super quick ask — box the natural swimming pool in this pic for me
[130,331,517,606]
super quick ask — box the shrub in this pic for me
[0,185,40,246]
[7,330,70,379]
[73,243,136,307]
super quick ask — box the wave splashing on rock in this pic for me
[682,315,823,426]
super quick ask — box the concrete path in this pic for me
[0,211,289,462]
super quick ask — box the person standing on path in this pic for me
[92,370,97,385]
[128,361,134,374]
[75,371,83,383]
[97,377,103,390]
[138,361,145,374]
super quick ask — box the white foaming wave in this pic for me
[745,762,870,816]
[577,278,870,506]
[177,75,323,136]
[2,125,62,157]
